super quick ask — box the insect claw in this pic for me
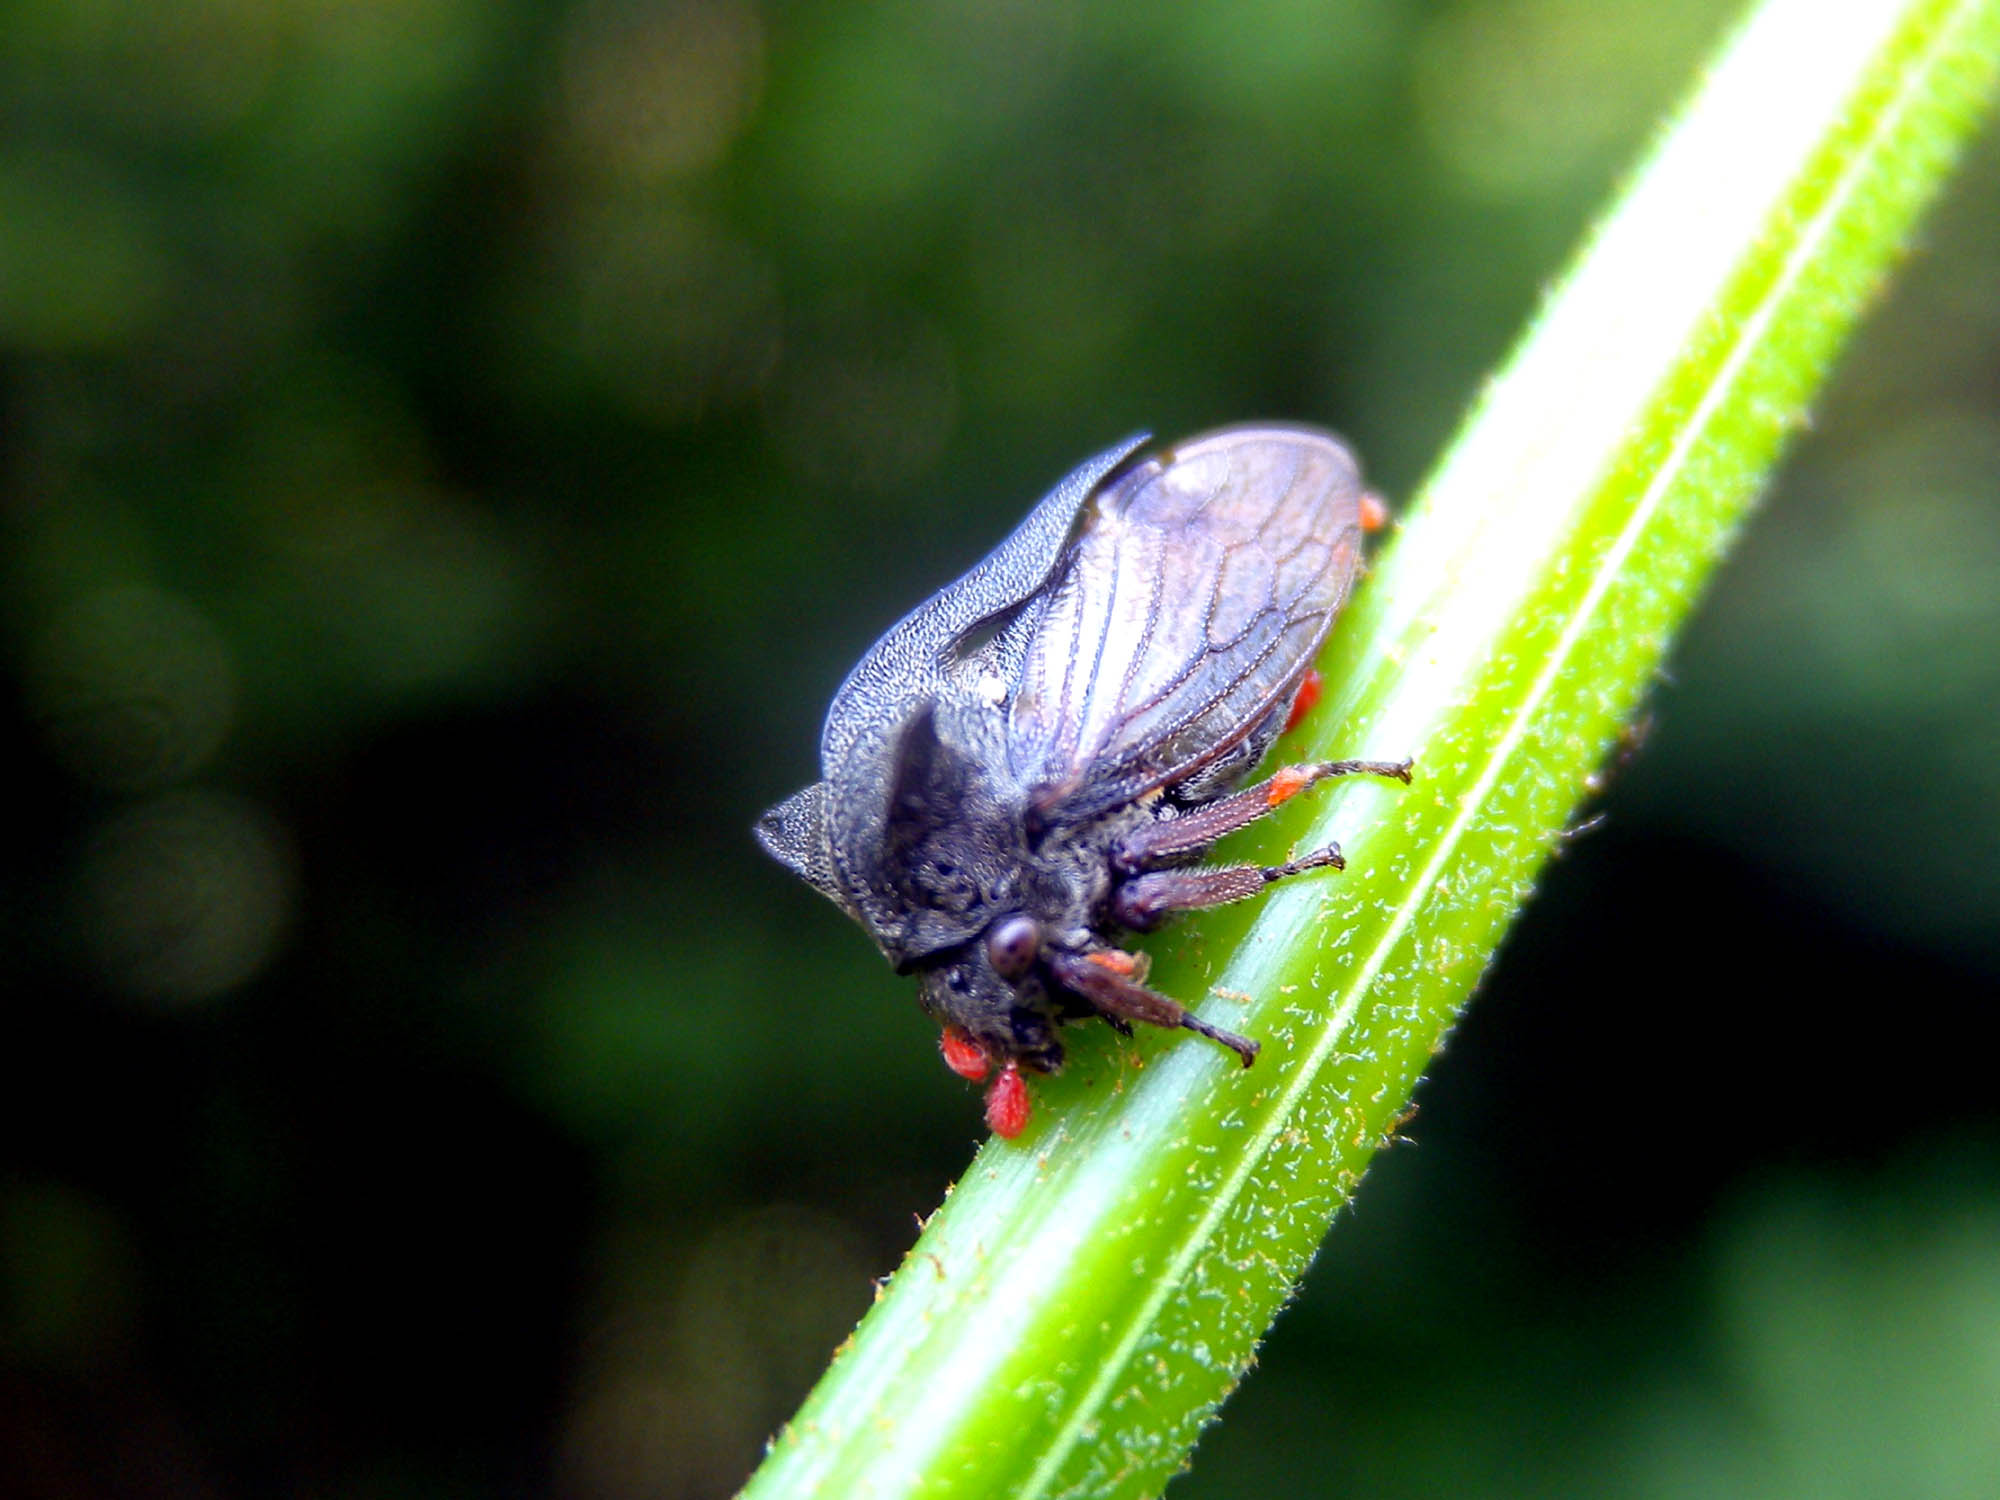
[1315,757,1414,785]
[1180,1012,1260,1067]
[1263,845,1344,880]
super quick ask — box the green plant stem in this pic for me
[740,0,2000,1495]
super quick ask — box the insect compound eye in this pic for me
[984,914,1041,981]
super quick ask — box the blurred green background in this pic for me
[3,1,1998,1496]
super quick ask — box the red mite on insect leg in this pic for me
[984,1062,1032,1138]
[945,1027,1035,1135]
[938,1024,990,1081]
[754,426,1412,1140]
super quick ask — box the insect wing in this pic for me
[808,433,1152,957]
[818,433,1150,779]
[1006,426,1368,818]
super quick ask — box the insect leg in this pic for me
[1113,757,1412,871]
[1047,950,1260,1066]
[1113,847,1344,928]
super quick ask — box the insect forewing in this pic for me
[819,434,1151,780]
[1006,426,1367,819]
[806,433,1152,956]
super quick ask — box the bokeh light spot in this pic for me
[28,586,236,791]
[556,0,766,182]
[553,200,783,422]
[0,148,165,351]
[69,790,298,1006]
[0,1180,138,1369]
[558,1206,874,1500]
[1415,0,1729,199]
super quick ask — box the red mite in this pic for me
[939,1025,990,1081]
[756,427,1410,1139]
[1283,669,1323,735]
[983,1064,1031,1137]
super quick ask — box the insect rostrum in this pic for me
[756,425,1409,1137]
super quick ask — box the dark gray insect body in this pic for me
[756,425,1409,1135]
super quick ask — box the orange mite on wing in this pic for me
[1359,492,1390,533]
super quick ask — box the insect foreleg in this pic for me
[1047,950,1260,1066]
[1112,757,1412,872]
[1112,847,1346,929]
